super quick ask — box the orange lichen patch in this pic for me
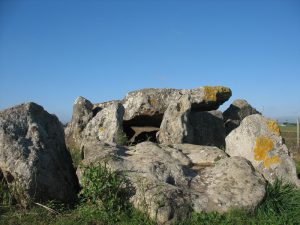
[267,120,280,136]
[264,156,281,169]
[203,86,231,102]
[254,136,274,161]
[253,136,281,168]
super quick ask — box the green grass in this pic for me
[255,179,300,220]
[279,124,297,133]
[0,203,155,225]
[1,163,300,225]
[79,162,132,221]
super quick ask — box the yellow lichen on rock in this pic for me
[264,156,281,169]
[203,86,231,102]
[254,136,274,161]
[253,136,281,169]
[267,120,280,136]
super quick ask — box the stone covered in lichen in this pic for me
[203,86,232,102]
[253,136,280,169]
[267,120,281,136]
[226,114,299,186]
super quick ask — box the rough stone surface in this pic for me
[158,95,193,145]
[93,100,122,115]
[172,144,228,169]
[65,96,93,150]
[78,141,192,225]
[0,103,79,206]
[190,110,226,149]
[191,156,266,213]
[123,86,232,126]
[223,99,260,135]
[158,104,226,148]
[226,114,299,186]
[82,102,125,145]
[78,141,266,224]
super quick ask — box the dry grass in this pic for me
[280,125,300,161]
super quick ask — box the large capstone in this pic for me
[123,86,232,127]
[0,103,79,206]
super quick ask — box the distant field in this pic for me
[280,124,297,133]
[280,125,300,161]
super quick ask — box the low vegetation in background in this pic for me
[1,162,300,224]
[280,124,300,177]
[280,124,300,156]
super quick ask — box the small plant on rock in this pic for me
[0,178,14,206]
[115,130,128,146]
[79,162,132,221]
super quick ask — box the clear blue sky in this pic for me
[1,0,300,123]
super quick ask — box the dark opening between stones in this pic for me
[123,114,163,127]
[92,107,102,117]
[123,114,163,145]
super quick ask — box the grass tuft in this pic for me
[255,179,300,220]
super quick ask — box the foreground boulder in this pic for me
[191,156,266,212]
[226,114,299,186]
[78,141,266,224]
[223,99,260,135]
[123,86,232,126]
[78,141,192,224]
[0,103,79,206]
[65,96,93,150]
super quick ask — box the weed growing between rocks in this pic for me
[0,178,14,206]
[115,130,129,146]
[68,148,82,169]
[79,163,132,219]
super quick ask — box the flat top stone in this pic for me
[123,86,232,121]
